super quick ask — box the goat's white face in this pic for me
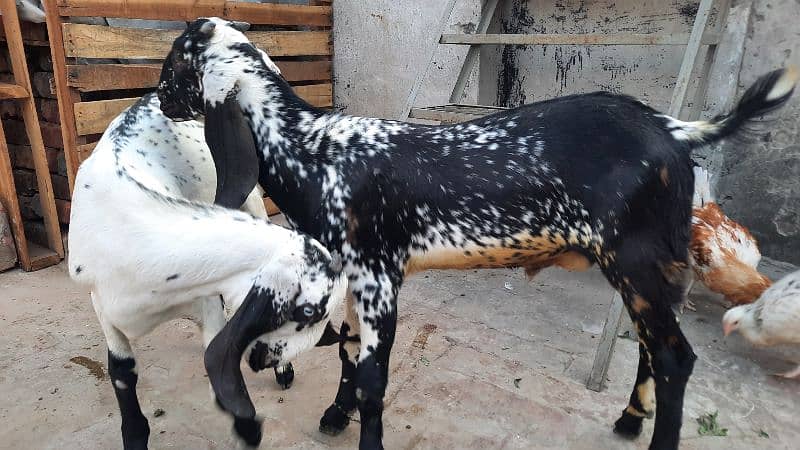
[248,241,347,369]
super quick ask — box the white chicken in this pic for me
[683,166,771,311]
[723,269,800,378]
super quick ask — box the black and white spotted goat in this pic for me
[156,18,798,450]
[68,91,347,449]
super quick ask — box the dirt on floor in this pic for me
[1,258,798,449]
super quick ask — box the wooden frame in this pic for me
[44,0,334,200]
[0,0,64,271]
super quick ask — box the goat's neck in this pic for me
[237,71,330,231]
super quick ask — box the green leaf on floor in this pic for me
[696,411,727,437]
[419,356,430,366]
[758,429,770,438]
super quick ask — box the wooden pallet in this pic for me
[0,0,64,271]
[44,0,334,216]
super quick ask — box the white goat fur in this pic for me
[68,93,345,380]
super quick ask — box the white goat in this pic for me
[68,93,347,449]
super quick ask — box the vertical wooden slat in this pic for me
[587,292,625,392]
[402,0,459,118]
[0,119,30,269]
[668,0,716,118]
[2,0,64,262]
[44,0,83,192]
[448,0,500,103]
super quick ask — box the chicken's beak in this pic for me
[722,322,734,337]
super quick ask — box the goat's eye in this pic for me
[292,304,316,322]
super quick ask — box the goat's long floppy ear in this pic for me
[204,91,260,210]
[205,287,282,421]
[315,321,341,347]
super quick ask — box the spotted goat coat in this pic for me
[156,18,798,450]
[68,92,347,449]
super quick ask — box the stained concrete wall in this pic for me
[329,0,798,264]
[716,0,800,265]
[332,0,481,118]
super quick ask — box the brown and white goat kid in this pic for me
[156,18,798,450]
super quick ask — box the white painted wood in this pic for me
[448,0,500,103]
[440,32,721,46]
[668,0,716,118]
[587,292,626,392]
[401,0,460,118]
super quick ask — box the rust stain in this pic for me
[411,324,437,350]
[70,356,105,380]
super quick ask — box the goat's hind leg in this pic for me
[94,302,150,450]
[320,290,361,435]
[614,342,655,437]
[615,276,697,450]
[603,260,697,450]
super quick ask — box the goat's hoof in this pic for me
[613,410,644,438]
[233,416,263,448]
[122,437,149,450]
[274,363,294,389]
[319,403,351,436]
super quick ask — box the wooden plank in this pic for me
[440,32,721,46]
[57,0,331,26]
[449,0,500,103]
[44,0,83,192]
[294,83,333,108]
[3,0,63,261]
[587,292,625,392]
[67,64,161,92]
[67,60,332,91]
[64,24,331,59]
[0,21,49,46]
[0,117,30,269]
[76,141,97,164]
[223,2,331,27]
[0,82,28,100]
[74,98,137,136]
[403,0,459,118]
[74,84,333,135]
[668,0,716,118]
[409,104,507,124]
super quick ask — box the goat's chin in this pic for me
[246,319,332,370]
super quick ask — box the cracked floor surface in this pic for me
[1,249,798,449]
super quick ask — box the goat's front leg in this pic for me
[352,277,399,450]
[94,305,150,450]
[320,290,360,435]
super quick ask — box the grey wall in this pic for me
[331,0,799,264]
[333,0,481,119]
[716,0,800,265]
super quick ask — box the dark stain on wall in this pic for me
[496,0,537,107]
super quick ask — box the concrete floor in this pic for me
[1,255,799,449]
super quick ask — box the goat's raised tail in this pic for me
[661,67,798,146]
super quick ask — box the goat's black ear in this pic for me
[205,288,282,428]
[230,21,250,32]
[204,92,259,210]
[315,322,341,347]
[199,20,216,35]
